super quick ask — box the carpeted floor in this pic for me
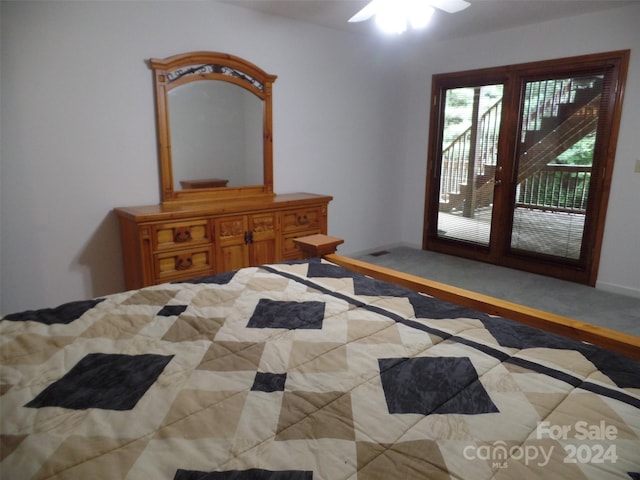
[350,245,640,337]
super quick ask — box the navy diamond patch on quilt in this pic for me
[308,263,418,299]
[409,293,489,320]
[307,261,361,279]
[379,357,499,415]
[353,276,415,298]
[582,348,640,389]
[174,469,313,480]
[3,298,105,325]
[26,353,173,411]
[251,372,287,392]
[157,305,188,317]
[481,316,583,351]
[309,263,410,297]
[247,299,325,330]
[481,317,640,389]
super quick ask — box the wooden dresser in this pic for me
[118,52,336,290]
[115,193,332,290]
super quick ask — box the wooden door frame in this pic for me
[423,50,630,286]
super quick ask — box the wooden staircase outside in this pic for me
[439,77,601,215]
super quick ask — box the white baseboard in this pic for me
[595,280,640,299]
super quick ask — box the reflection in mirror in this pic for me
[150,52,277,204]
[169,81,264,190]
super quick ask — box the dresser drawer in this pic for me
[115,193,332,289]
[153,246,214,282]
[152,220,211,251]
[282,229,321,259]
[281,206,322,233]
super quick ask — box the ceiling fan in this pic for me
[349,0,471,34]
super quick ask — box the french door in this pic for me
[423,51,629,285]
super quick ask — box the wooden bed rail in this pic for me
[325,254,640,360]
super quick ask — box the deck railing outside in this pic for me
[515,164,591,213]
[440,99,501,202]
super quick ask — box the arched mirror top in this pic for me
[150,51,277,204]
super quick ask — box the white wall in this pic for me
[0,1,410,313]
[1,2,639,314]
[396,3,640,297]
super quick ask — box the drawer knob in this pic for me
[175,254,193,270]
[297,215,309,225]
[174,227,192,243]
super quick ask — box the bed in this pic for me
[1,255,639,479]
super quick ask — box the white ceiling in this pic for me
[221,0,637,40]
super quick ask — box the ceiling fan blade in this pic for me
[429,0,470,14]
[348,0,383,23]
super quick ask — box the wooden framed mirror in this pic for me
[150,51,277,204]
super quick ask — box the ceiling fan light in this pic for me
[375,16,407,34]
[409,2,435,30]
[374,1,407,34]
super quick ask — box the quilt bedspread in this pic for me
[1,259,639,479]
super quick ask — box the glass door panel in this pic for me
[510,75,603,260]
[436,84,504,246]
[425,51,628,285]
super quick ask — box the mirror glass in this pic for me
[150,52,276,204]
[168,81,264,190]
